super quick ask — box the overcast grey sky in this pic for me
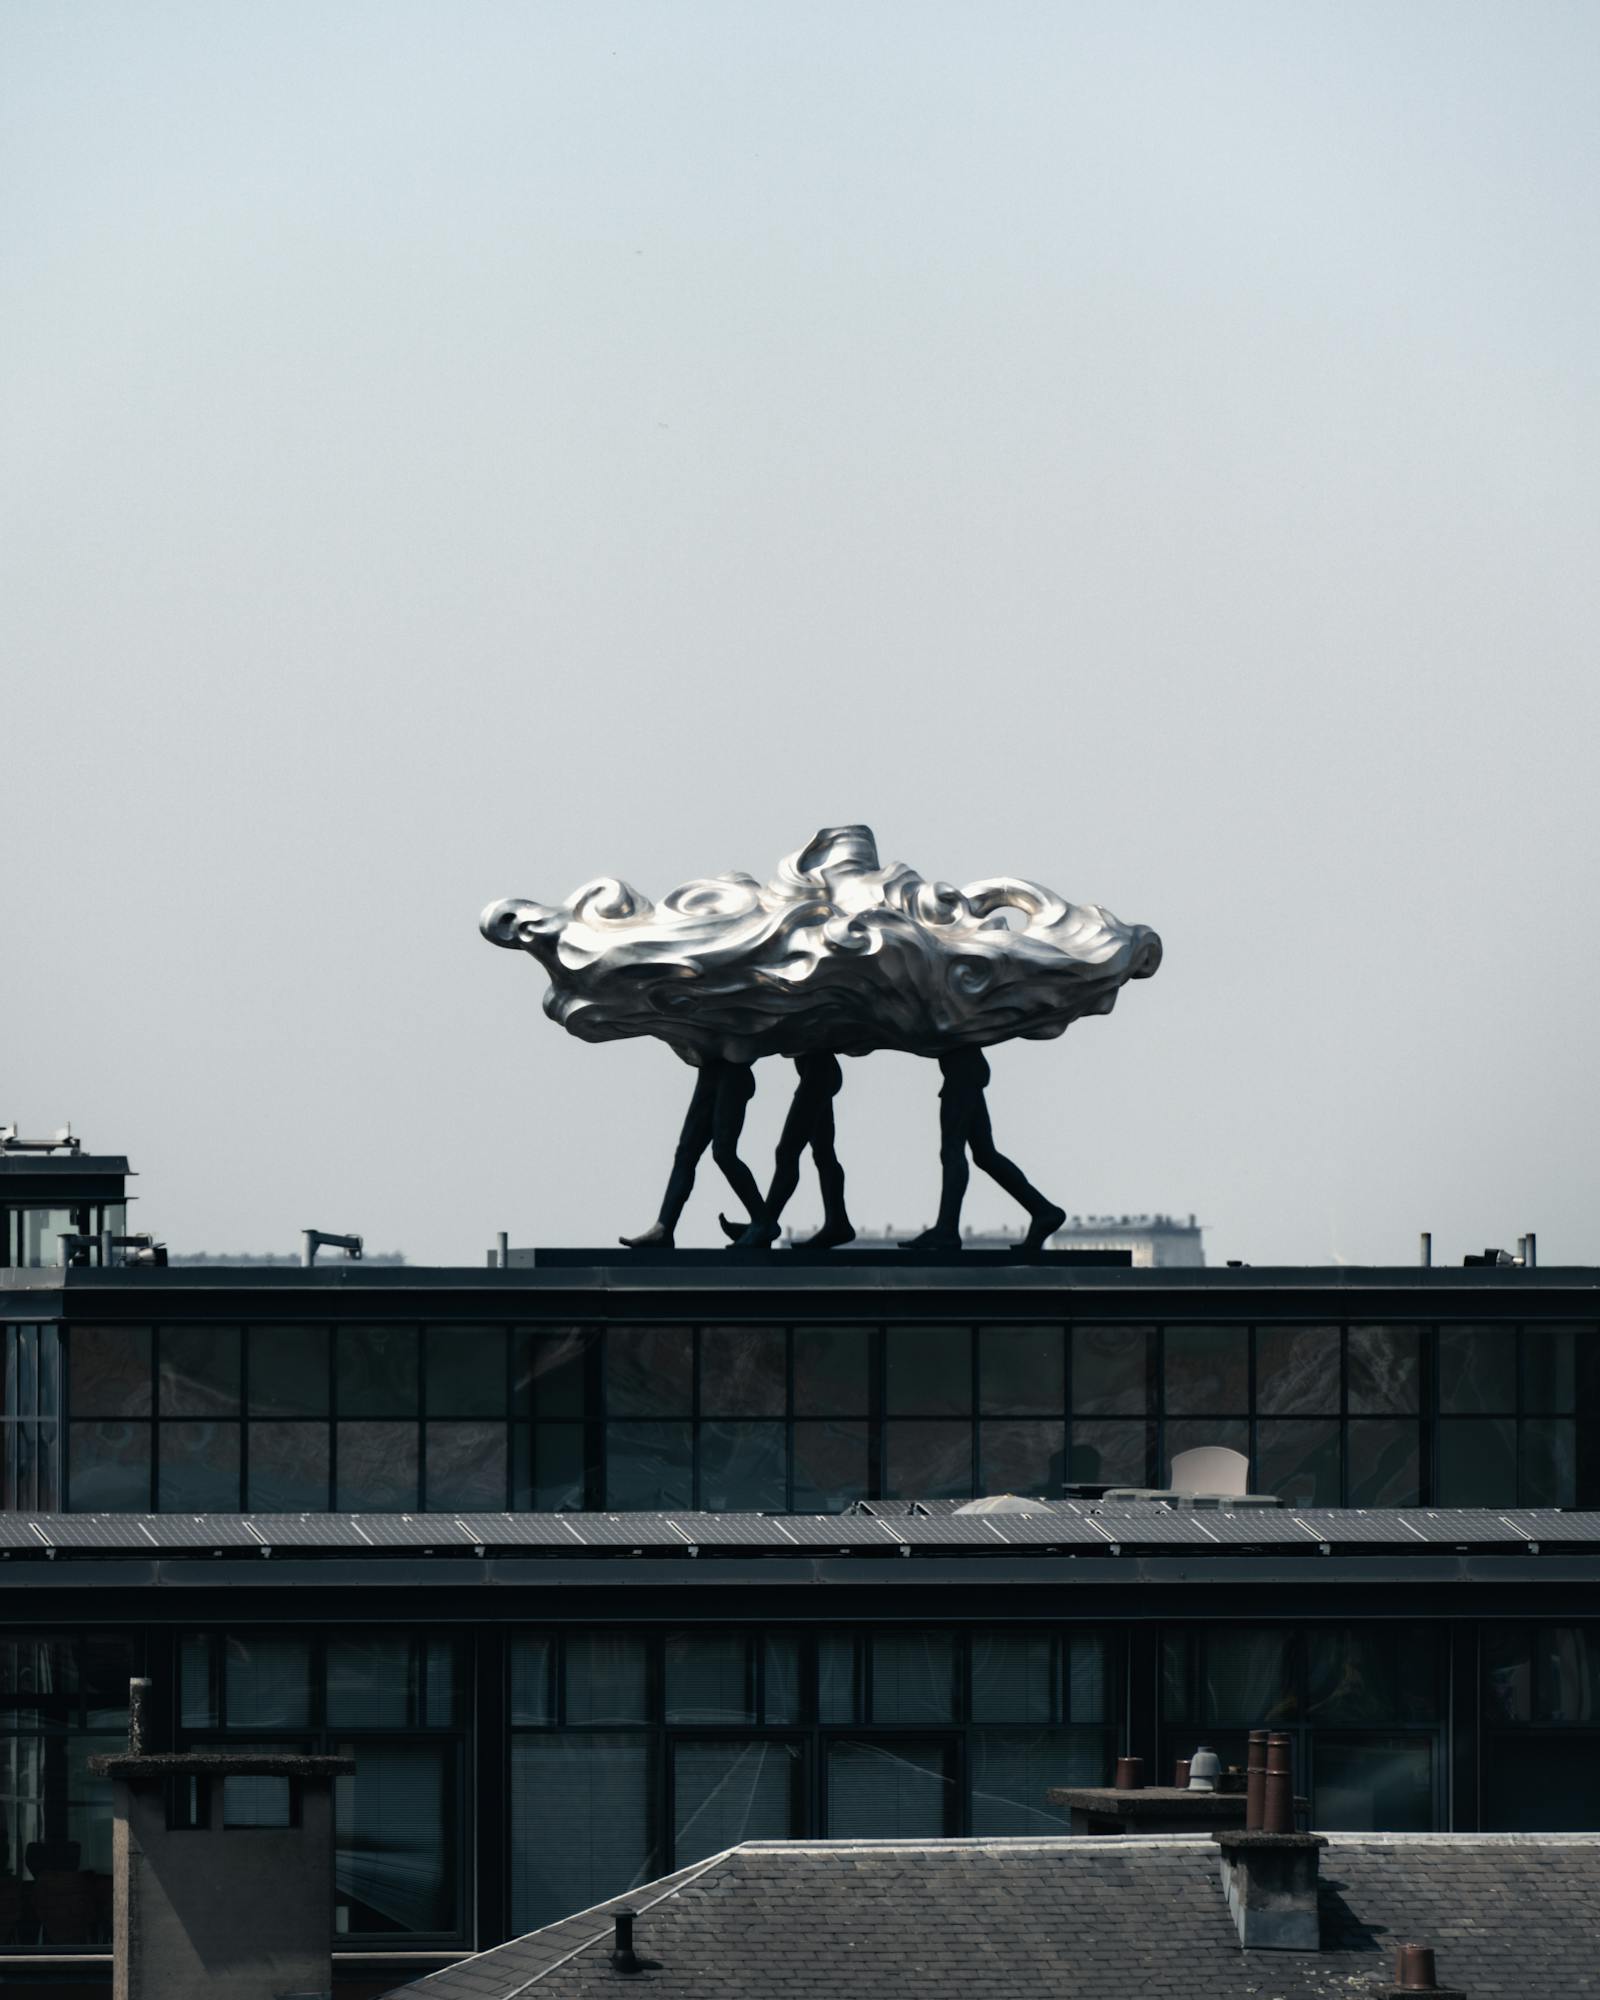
[5,2,1597,1266]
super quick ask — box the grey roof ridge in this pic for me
[707,1829,1600,1853]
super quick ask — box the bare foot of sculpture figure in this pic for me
[620,1058,762,1248]
[899,1048,1065,1255]
[716,1053,855,1250]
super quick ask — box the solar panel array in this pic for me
[0,1501,1591,1561]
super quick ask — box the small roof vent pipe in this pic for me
[611,1909,644,1976]
[1382,1940,1467,1996]
[1419,1231,1431,1269]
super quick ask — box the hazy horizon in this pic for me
[6,2,1598,1267]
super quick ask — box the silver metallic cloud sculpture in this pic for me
[480,825,1161,1064]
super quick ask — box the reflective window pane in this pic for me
[1313,1734,1432,1831]
[1437,1418,1517,1507]
[1438,1327,1517,1414]
[158,1422,241,1511]
[1069,1633,1108,1723]
[425,1422,508,1510]
[1521,1327,1581,1414]
[1520,1419,1576,1508]
[248,1326,329,1417]
[793,1327,871,1415]
[699,1327,786,1416]
[69,1422,151,1510]
[673,1739,799,1864]
[886,1326,971,1416]
[336,1328,418,1418]
[510,1634,555,1725]
[1254,1327,1339,1416]
[1071,1326,1150,1415]
[972,1728,1100,1833]
[1163,1327,1247,1414]
[665,1631,754,1725]
[883,1420,972,1500]
[225,1634,313,1727]
[1536,1627,1600,1723]
[1482,1629,1532,1723]
[979,1419,1062,1496]
[335,1740,457,1935]
[1256,1419,1341,1507]
[513,1422,585,1512]
[1348,1326,1420,1415]
[869,1630,957,1724]
[1199,1627,1296,1726]
[246,1422,330,1511]
[826,1737,954,1838]
[605,1422,692,1511]
[425,1327,506,1417]
[763,1633,802,1724]
[328,1633,411,1727]
[335,1422,420,1512]
[1486,1735,1600,1831]
[817,1633,863,1725]
[511,1734,656,1933]
[605,1329,692,1418]
[514,1328,592,1421]
[69,1327,152,1418]
[971,1631,1058,1724]
[158,1328,240,1417]
[697,1421,785,1512]
[1347,1420,1421,1507]
[180,1634,216,1727]
[1306,1625,1437,1725]
[565,1631,649,1725]
[792,1420,868,1512]
[1068,1420,1149,1487]
[979,1327,1064,1414]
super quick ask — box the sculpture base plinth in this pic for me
[523,1247,1135,1269]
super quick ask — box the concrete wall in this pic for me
[112,1779,334,2000]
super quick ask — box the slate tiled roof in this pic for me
[390,1833,1600,1999]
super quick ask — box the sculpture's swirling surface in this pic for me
[481,825,1161,1064]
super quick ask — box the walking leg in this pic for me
[621,1068,717,1248]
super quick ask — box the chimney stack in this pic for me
[1216,1726,1323,1949]
[611,1909,644,1976]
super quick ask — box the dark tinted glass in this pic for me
[791,1419,868,1511]
[883,1420,972,1499]
[665,1631,754,1725]
[226,1633,313,1726]
[1486,1735,1600,1831]
[697,1421,785,1511]
[870,1629,958,1723]
[335,1741,458,1934]
[1436,1418,1517,1506]
[328,1631,411,1726]
[510,1633,554,1724]
[248,1326,329,1416]
[978,1419,1062,1496]
[605,1328,692,1417]
[1520,1419,1576,1507]
[69,1327,151,1417]
[885,1326,971,1415]
[425,1327,506,1416]
[514,1422,585,1511]
[158,1421,241,1510]
[1255,1419,1341,1507]
[971,1631,1059,1723]
[158,1328,240,1417]
[246,1422,330,1510]
[1199,1626,1295,1725]
[1068,1420,1148,1486]
[1347,1419,1420,1506]
[1437,1327,1517,1414]
[425,1421,508,1508]
[673,1738,798,1860]
[1071,1326,1150,1415]
[1347,1326,1419,1414]
[335,1421,420,1510]
[510,1735,656,1932]
[1163,1327,1247,1414]
[565,1630,649,1724]
[515,1328,592,1420]
[793,1327,871,1414]
[69,1421,150,1508]
[605,1421,693,1510]
[825,1736,955,1837]
[1254,1327,1339,1415]
[1536,1627,1600,1724]
[978,1327,1063,1414]
[1306,1624,1436,1724]
[336,1328,418,1417]
[699,1327,786,1416]
[1314,1734,1432,1831]
[1521,1327,1582,1414]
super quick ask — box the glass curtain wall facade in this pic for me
[0,1618,1596,1962]
[31,1318,1600,1512]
